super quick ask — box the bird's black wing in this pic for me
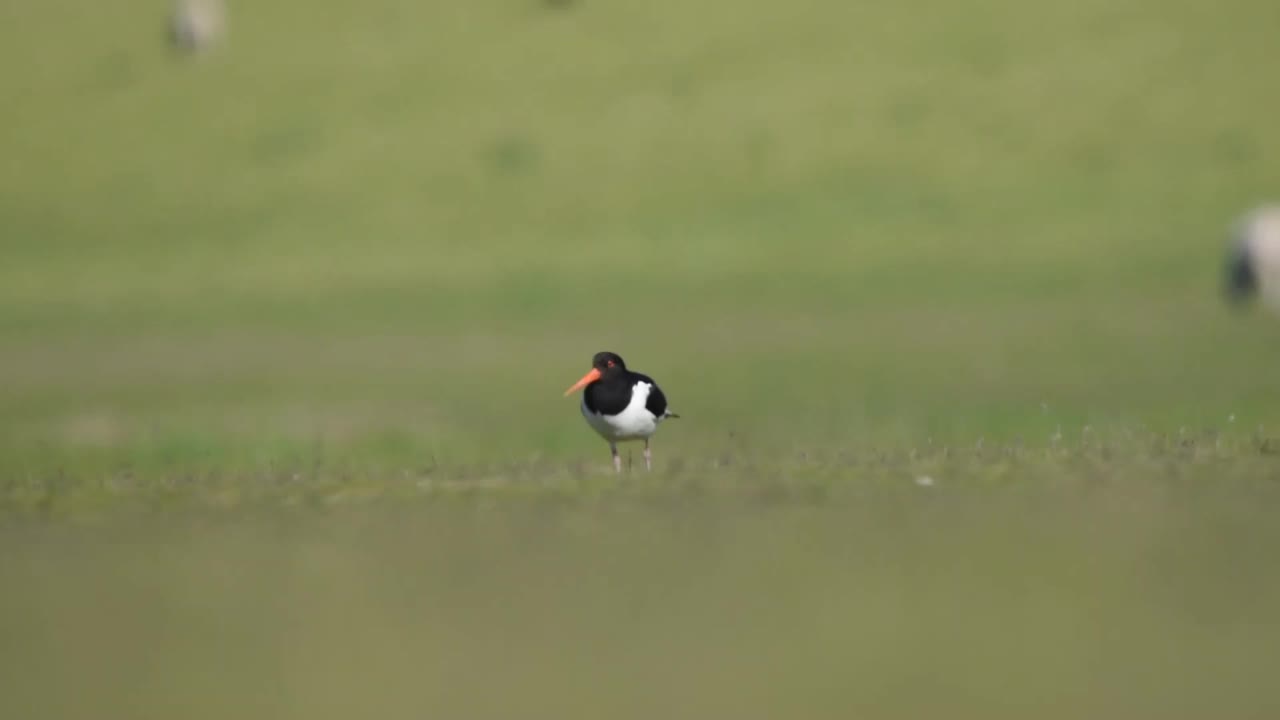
[1226,240,1257,301]
[634,373,673,418]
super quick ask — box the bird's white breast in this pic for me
[1242,207,1280,312]
[581,381,661,441]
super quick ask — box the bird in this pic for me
[1225,204,1280,313]
[563,352,679,472]
[169,0,225,55]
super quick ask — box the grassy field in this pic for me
[3,0,1280,717]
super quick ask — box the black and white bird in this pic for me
[1226,205,1280,312]
[169,0,225,55]
[563,352,679,472]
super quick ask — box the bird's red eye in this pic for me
[607,360,615,367]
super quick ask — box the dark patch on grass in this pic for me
[484,136,540,175]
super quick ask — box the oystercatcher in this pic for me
[563,352,679,472]
[1226,204,1280,312]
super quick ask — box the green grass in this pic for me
[5,447,1280,719]
[3,0,1280,717]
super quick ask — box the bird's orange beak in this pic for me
[563,367,602,396]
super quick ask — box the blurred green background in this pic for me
[5,0,1280,473]
[3,0,1280,717]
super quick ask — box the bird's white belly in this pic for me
[581,382,660,441]
[1255,232,1280,312]
[1239,207,1280,313]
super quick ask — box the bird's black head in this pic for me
[564,352,628,397]
[591,351,626,374]
[1226,243,1257,306]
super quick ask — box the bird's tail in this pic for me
[665,411,681,419]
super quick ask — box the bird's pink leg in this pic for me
[644,439,652,471]
[611,443,621,473]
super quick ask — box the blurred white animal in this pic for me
[170,0,225,54]
[1225,205,1280,313]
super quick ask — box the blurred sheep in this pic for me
[170,0,225,54]
[1225,205,1280,312]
